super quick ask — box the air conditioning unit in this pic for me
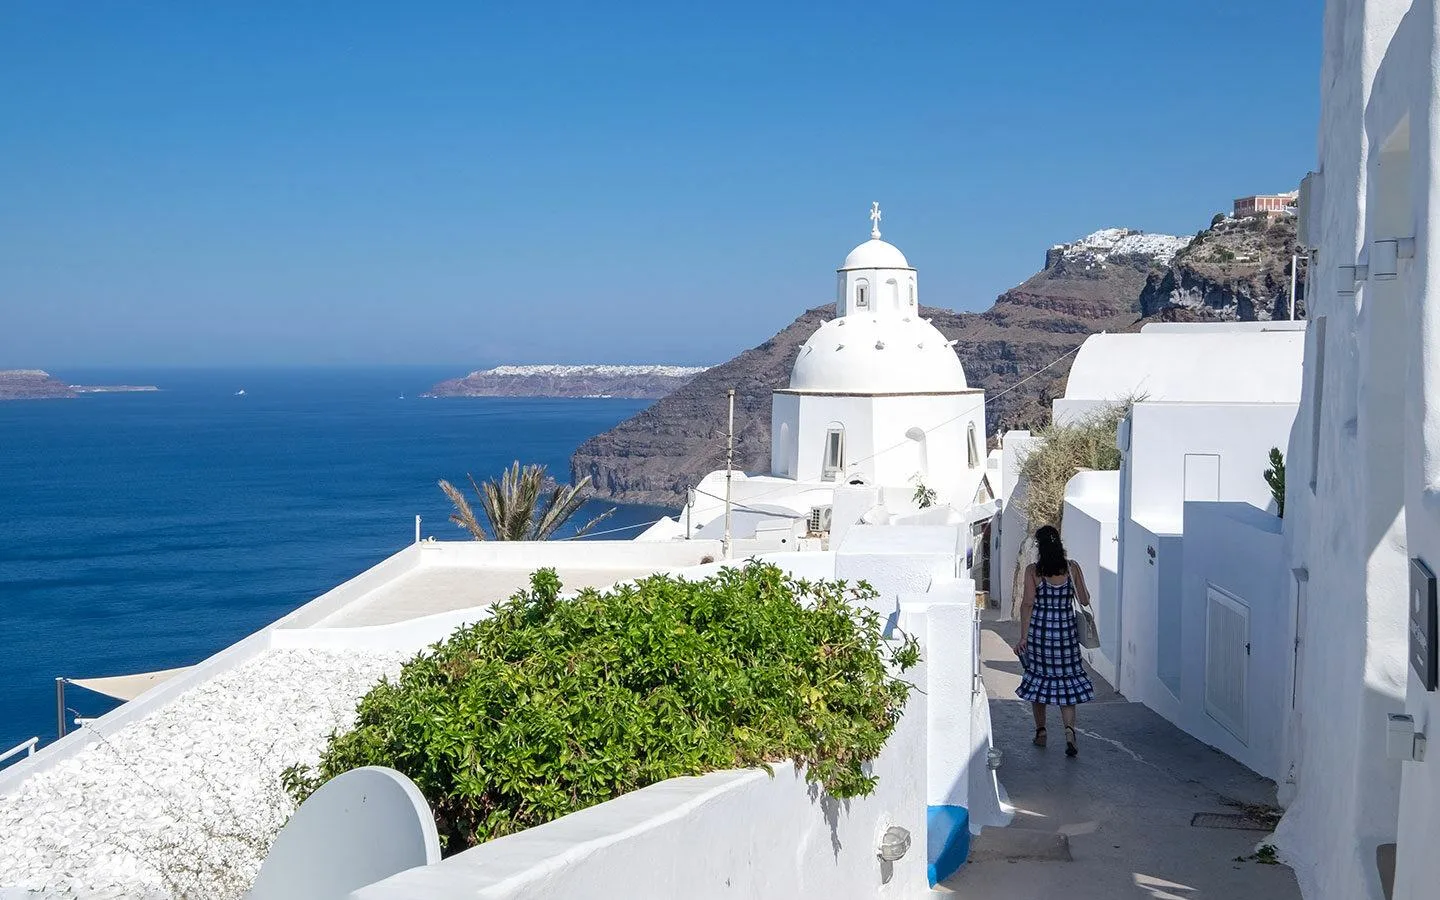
[807,505,833,536]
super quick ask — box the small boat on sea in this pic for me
[235,389,246,396]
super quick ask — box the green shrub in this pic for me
[913,477,937,509]
[283,563,920,852]
[1264,447,1286,518]
[1019,401,1130,531]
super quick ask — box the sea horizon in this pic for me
[0,370,672,755]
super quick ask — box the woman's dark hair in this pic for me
[1035,525,1068,577]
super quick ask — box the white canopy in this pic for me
[67,666,191,702]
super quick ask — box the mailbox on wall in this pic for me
[1410,557,1438,691]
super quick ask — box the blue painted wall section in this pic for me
[926,804,971,886]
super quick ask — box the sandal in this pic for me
[1065,726,1078,757]
[1033,727,1047,748]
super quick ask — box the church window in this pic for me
[855,280,869,309]
[909,282,916,306]
[967,422,980,469]
[887,278,899,310]
[822,427,845,480]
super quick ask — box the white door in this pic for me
[1184,453,1221,502]
[1205,585,1250,743]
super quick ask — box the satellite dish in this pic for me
[247,767,440,899]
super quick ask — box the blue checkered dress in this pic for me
[1017,570,1095,706]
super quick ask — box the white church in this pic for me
[643,204,995,555]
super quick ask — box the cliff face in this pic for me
[0,370,76,400]
[1139,214,1306,320]
[571,308,830,505]
[572,219,1304,506]
[0,370,158,400]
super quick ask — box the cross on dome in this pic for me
[869,202,882,239]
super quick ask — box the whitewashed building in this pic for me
[771,207,988,500]
[993,326,1304,687]
[650,205,997,588]
[1272,2,1440,897]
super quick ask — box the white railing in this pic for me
[0,737,39,767]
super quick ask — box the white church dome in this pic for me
[840,238,911,271]
[788,315,968,394]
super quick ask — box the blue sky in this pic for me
[1,1,1320,368]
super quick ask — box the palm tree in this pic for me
[439,462,615,541]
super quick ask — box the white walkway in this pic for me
[943,614,1302,899]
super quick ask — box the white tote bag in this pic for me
[1075,603,1100,650]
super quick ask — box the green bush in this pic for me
[1264,447,1286,518]
[1019,401,1130,531]
[283,563,920,852]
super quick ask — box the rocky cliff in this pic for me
[425,365,707,399]
[572,217,1304,506]
[0,370,75,400]
[1140,214,1306,320]
[0,370,159,400]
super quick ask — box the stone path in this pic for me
[941,614,1302,899]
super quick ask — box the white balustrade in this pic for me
[0,737,38,766]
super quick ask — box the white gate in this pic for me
[1205,585,1250,743]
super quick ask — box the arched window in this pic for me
[967,422,981,469]
[855,280,869,309]
[886,278,899,310]
[777,423,792,477]
[909,282,916,306]
[822,426,845,481]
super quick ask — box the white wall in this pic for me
[773,392,986,498]
[349,554,1008,898]
[1116,401,1295,710]
[771,392,801,478]
[353,684,932,900]
[997,430,1036,505]
[1272,3,1412,897]
[1125,402,1297,532]
[1054,331,1305,427]
[1116,522,1183,711]
[1176,502,1287,781]
[835,525,961,622]
[1061,471,1120,685]
[991,431,1041,618]
[1358,2,1440,897]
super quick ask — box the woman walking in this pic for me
[1013,525,1095,757]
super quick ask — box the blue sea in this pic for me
[0,368,668,758]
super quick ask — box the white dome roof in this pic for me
[840,238,911,271]
[788,316,967,394]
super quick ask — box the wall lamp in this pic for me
[1370,237,1415,281]
[877,826,912,861]
[1337,264,1368,295]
